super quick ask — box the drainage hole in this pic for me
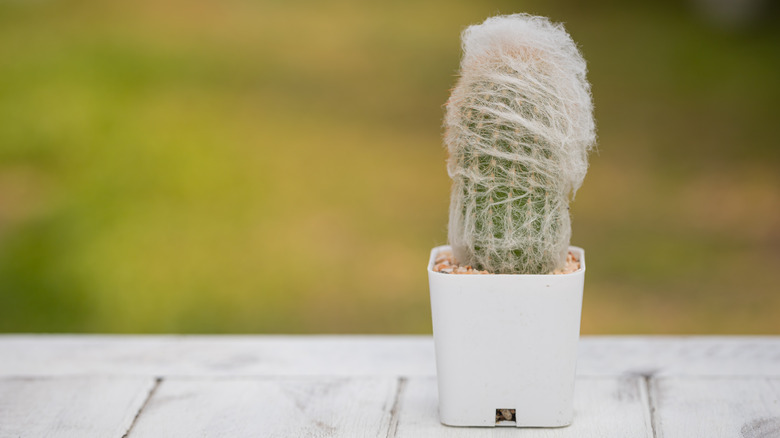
[495,409,516,425]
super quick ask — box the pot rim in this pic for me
[427,245,585,277]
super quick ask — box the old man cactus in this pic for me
[445,14,596,274]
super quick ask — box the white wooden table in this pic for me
[1,336,779,437]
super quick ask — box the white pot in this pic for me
[427,245,585,427]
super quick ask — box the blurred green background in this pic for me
[1,0,778,334]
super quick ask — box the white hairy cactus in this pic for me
[445,14,596,274]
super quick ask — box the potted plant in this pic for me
[428,14,596,428]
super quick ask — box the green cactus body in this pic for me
[445,14,595,274]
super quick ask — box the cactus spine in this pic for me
[445,14,596,274]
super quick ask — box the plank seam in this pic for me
[643,375,659,438]
[122,376,162,438]
[385,377,407,438]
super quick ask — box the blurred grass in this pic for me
[0,0,778,333]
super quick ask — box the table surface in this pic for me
[0,335,779,437]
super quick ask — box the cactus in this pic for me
[445,14,596,274]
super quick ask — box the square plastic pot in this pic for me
[427,245,585,427]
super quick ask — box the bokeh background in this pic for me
[1,0,779,334]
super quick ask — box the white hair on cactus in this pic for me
[445,14,596,274]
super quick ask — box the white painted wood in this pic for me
[0,335,435,377]
[393,377,653,437]
[0,376,155,438]
[650,377,780,438]
[577,337,780,377]
[1,336,779,377]
[127,377,398,438]
[0,337,778,437]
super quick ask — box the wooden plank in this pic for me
[392,377,653,437]
[0,376,155,438]
[1,336,779,377]
[576,336,780,377]
[650,377,780,438]
[127,377,398,438]
[0,335,435,377]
